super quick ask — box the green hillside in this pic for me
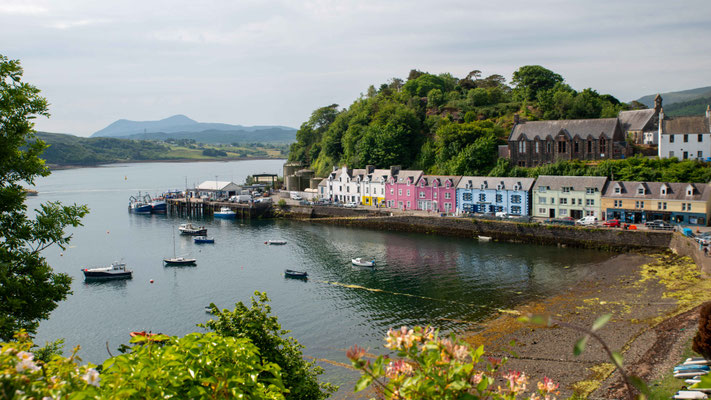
[636,86,711,108]
[663,96,711,117]
[289,66,633,177]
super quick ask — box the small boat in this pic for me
[179,223,207,236]
[265,240,287,245]
[82,262,133,280]
[676,371,709,378]
[150,198,167,214]
[478,236,492,242]
[128,194,152,214]
[194,236,215,244]
[204,306,214,314]
[214,207,237,219]
[163,256,197,266]
[352,258,376,267]
[686,358,711,366]
[284,269,308,279]
[674,391,708,400]
[23,189,38,196]
[676,365,711,372]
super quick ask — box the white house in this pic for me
[658,106,711,160]
[358,166,390,206]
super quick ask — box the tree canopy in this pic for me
[0,55,89,340]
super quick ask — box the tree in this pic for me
[0,55,89,341]
[511,65,564,101]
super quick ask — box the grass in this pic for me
[648,336,698,400]
[163,145,286,160]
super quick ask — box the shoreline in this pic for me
[46,156,287,171]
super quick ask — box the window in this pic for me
[539,197,547,204]
[657,202,667,210]
[511,195,522,204]
[684,134,688,143]
[683,151,688,159]
[586,188,595,194]
[585,210,594,216]
[433,192,437,199]
[535,141,539,153]
[381,188,384,195]
[511,206,521,214]
[550,198,555,204]
[614,187,621,194]
[444,203,452,211]
[574,142,579,153]
[496,194,503,203]
[406,190,410,197]
[518,140,526,153]
[407,201,411,208]
[560,198,568,205]
[419,191,425,198]
[547,142,552,153]
[699,134,704,142]
[587,140,592,152]
[699,151,703,158]
[346,186,350,193]
[562,187,571,193]
[398,189,402,195]
[635,201,644,208]
[390,188,394,195]
[366,187,369,194]
[560,209,567,215]
[479,193,486,202]
[538,208,546,214]
[637,188,645,195]
[670,135,675,143]
[539,186,547,193]
[599,137,606,150]
[669,151,674,158]
[586,199,594,206]
[682,203,692,211]
[558,141,567,153]
[445,192,451,199]
[463,193,472,201]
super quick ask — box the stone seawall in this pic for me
[670,232,711,274]
[277,205,390,219]
[307,215,673,251]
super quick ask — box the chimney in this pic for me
[706,105,710,125]
[654,94,663,113]
[365,164,375,174]
[513,113,520,124]
[390,165,401,176]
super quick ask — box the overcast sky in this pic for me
[2,0,710,136]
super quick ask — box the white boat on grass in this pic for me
[352,258,376,267]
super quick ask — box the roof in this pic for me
[509,118,620,141]
[318,178,327,187]
[367,168,391,183]
[196,181,240,191]
[534,175,609,191]
[417,175,462,187]
[603,181,711,202]
[393,170,423,184]
[618,109,656,132]
[457,176,536,191]
[661,116,710,134]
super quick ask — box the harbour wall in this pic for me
[669,232,711,274]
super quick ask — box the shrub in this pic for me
[693,301,711,359]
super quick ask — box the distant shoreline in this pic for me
[46,156,287,171]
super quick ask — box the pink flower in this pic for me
[386,360,414,378]
[538,377,559,394]
[346,345,366,361]
[501,370,528,394]
[470,372,484,385]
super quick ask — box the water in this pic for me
[26,160,613,393]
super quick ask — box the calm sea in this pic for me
[27,159,612,394]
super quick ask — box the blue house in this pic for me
[456,177,536,216]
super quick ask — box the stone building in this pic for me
[619,94,662,145]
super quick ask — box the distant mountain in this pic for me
[636,86,711,108]
[663,96,711,117]
[91,115,296,143]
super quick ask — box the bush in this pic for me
[693,301,711,359]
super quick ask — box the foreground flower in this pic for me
[16,357,40,372]
[386,360,414,379]
[82,368,100,387]
[538,376,559,394]
[385,326,416,350]
[500,370,528,395]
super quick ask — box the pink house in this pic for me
[385,170,423,210]
[415,175,462,213]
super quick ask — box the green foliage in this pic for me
[202,148,228,157]
[36,132,171,165]
[426,120,504,175]
[403,73,446,97]
[512,65,564,101]
[201,292,337,400]
[664,96,711,117]
[0,55,89,341]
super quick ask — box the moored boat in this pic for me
[352,258,375,267]
[478,236,492,242]
[179,223,207,235]
[128,194,152,214]
[214,206,237,219]
[82,262,133,280]
[163,256,197,266]
[284,269,308,279]
[194,236,215,244]
[150,198,167,214]
[265,240,287,245]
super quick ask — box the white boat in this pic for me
[214,207,237,219]
[179,223,207,235]
[674,391,708,399]
[478,236,492,242]
[265,240,287,245]
[352,258,376,267]
[82,262,133,280]
[686,358,711,366]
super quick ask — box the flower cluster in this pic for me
[531,376,560,400]
[500,370,528,395]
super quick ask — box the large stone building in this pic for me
[619,94,663,145]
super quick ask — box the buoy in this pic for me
[106,230,110,234]
[150,279,154,284]
[264,241,267,244]
[60,253,63,256]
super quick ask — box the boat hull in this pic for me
[284,269,308,279]
[352,258,375,267]
[163,258,196,266]
[129,204,152,214]
[151,201,167,214]
[179,228,207,235]
[194,236,214,244]
[214,212,237,219]
[83,271,133,280]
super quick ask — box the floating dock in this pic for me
[166,198,272,219]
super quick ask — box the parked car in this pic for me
[576,216,598,226]
[290,192,303,201]
[648,220,673,230]
[495,211,508,218]
[603,219,621,228]
[254,197,272,204]
[644,219,666,227]
[344,202,357,208]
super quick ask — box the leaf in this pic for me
[628,375,651,397]
[354,374,373,393]
[611,351,624,367]
[592,314,612,332]
[573,336,588,356]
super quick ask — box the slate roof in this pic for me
[618,109,656,132]
[603,181,711,202]
[509,118,621,141]
[393,170,423,184]
[416,175,462,188]
[456,176,536,191]
[661,116,710,134]
[318,178,327,187]
[368,169,391,183]
[533,175,609,192]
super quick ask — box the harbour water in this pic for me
[28,159,614,393]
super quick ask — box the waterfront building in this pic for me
[193,181,242,200]
[619,94,662,145]
[532,176,608,219]
[456,177,536,216]
[385,169,422,210]
[358,166,390,206]
[414,175,461,213]
[320,166,349,203]
[658,106,711,160]
[601,181,711,226]
[508,116,627,167]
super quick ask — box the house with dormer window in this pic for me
[532,176,608,219]
[384,169,422,210]
[414,175,461,213]
[358,166,391,206]
[601,181,711,226]
[456,177,535,216]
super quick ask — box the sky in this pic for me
[2,0,710,136]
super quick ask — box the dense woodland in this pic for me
[288,66,711,183]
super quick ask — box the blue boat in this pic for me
[194,236,215,244]
[150,198,167,214]
[214,207,237,219]
[128,193,152,214]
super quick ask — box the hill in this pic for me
[91,114,296,143]
[636,86,711,108]
[663,96,711,117]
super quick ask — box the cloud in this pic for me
[48,18,109,30]
[0,3,48,15]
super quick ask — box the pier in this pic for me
[166,198,272,219]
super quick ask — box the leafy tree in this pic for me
[202,292,337,400]
[0,55,89,341]
[403,73,446,97]
[512,65,563,101]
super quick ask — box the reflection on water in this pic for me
[26,160,613,396]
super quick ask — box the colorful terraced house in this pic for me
[456,177,536,216]
[385,169,422,210]
[415,175,461,213]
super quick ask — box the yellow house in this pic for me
[601,181,711,226]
